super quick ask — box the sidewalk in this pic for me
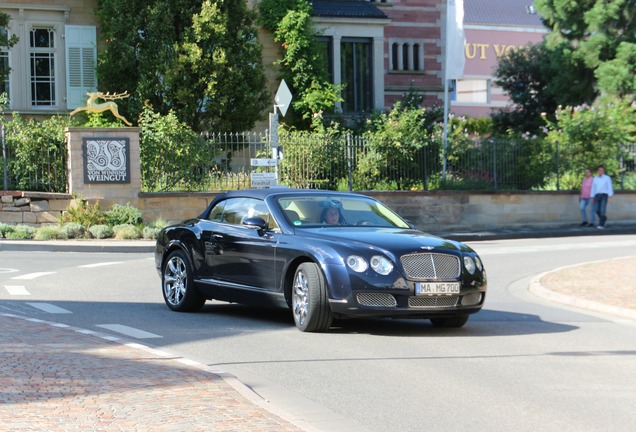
[1,225,635,431]
[0,313,313,431]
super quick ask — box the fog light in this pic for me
[461,293,482,306]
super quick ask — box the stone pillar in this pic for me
[65,127,141,209]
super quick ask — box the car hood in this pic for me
[297,227,473,256]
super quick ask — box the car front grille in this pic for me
[400,253,461,280]
[408,295,460,308]
[356,293,397,307]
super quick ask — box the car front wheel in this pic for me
[162,250,206,312]
[430,314,469,328]
[292,262,333,332]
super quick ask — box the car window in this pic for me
[209,198,276,229]
[207,201,225,222]
[276,195,410,228]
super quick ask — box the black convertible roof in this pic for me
[218,188,362,200]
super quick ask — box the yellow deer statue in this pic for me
[70,91,132,126]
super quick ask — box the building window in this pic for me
[451,79,490,103]
[0,27,9,98]
[389,39,424,72]
[341,38,372,113]
[317,37,333,84]
[29,27,56,107]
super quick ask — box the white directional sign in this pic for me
[251,172,278,187]
[275,79,293,117]
[251,158,278,167]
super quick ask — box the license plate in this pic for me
[415,282,460,295]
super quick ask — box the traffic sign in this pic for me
[251,158,278,167]
[251,172,278,187]
[275,79,293,117]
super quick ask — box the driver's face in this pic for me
[325,208,340,224]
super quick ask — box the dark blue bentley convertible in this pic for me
[155,189,487,332]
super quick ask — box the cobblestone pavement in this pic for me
[532,255,636,321]
[0,314,308,432]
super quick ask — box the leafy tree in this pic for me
[96,0,269,131]
[542,97,636,179]
[536,0,636,97]
[1,11,19,89]
[493,42,596,134]
[259,0,341,128]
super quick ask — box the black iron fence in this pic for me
[2,124,635,193]
[1,124,68,193]
[141,131,636,192]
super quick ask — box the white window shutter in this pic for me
[65,25,97,110]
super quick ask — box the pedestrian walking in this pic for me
[578,168,595,226]
[591,165,614,229]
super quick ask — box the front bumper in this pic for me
[323,262,487,319]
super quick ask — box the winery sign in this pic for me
[82,137,130,184]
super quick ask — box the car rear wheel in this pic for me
[292,262,333,332]
[430,314,469,328]
[162,250,206,312]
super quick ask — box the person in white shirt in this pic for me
[590,165,614,229]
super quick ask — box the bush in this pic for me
[150,218,169,229]
[34,225,65,240]
[0,222,14,238]
[142,226,161,240]
[89,224,114,239]
[61,196,106,228]
[6,225,36,240]
[61,223,86,239]
[106,203,143,226]
[113,224,141,239]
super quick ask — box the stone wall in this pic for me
[2,190,634,231]
[0,192,71,225]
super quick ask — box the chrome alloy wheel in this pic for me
[292,269,309,327]
[163,255,187,307]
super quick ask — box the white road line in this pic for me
[0,268,19,274]
[11,271,56,280]
[26,302,72,314]
[96,324,162,339]
[79,262,124,268]
[4,286,31,296]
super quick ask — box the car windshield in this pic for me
[276,195,411,228]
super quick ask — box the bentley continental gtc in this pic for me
[155,189,487,332]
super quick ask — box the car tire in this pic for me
[292,262,333,332]
[430,314,469,328]
[162,249,206,312]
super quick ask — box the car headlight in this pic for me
[463,256,476,274]
[370,255,393,275]
[346,255,368,272]
[474,256,483,271]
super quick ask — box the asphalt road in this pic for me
[1,234,635,432]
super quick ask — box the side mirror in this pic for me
[242,216,268,230]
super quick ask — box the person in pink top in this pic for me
[579,168,595,226]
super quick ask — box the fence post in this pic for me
[493,140,498,191]
[1,124,7,191]
[347,133,353,192]
[556,141,560,191]
[422,144,428,191]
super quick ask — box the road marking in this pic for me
[79,262,124,268]
[0,268,19,274]
[474,239,636,256]
[96,324,162,339]
[11,271,56,280]
[4,285,31,295]
[26,302,72,314]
